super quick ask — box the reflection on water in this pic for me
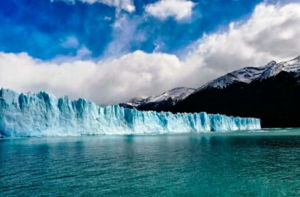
[1,129,300,196]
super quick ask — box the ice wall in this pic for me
[0,89,261,137]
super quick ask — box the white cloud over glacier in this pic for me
[1,3,300,104]
[0,51,183,104]
[145,0,195,21]
[53,0,135,12]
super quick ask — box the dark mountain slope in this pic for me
[171,72,300,128]
[122,56,300,128]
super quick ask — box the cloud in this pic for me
[61,36,79,49]
[0,51,184,105]
[52,46,92,63]
[145,0,195,21]
[1,3,300,104]
[102,14,145,58]
[182,2,300,87]
[53,0,135,13]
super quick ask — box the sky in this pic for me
[0,0,300,104]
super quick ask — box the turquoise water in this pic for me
[1,129,300,197]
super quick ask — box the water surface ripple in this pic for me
[1,129,300,196]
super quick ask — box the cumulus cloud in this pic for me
[182,2,300,87]
[53,0,135,13]
[1,3,300,104]
[145,0,195,21]
[0,51,185,104]
[52,46,92,63]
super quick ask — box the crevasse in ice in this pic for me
[0,89,261,137]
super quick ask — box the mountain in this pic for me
[199,56,300,90]
[121,87,195,111]
[124,55,300,128]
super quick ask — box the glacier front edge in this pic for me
[0,89,261,137]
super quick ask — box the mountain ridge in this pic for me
[121,87,195,110]
[123,55,300,128]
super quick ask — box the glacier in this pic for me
[0,89,261,137]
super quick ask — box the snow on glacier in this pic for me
[0,89,261,137]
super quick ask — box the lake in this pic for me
[1,129,300,196]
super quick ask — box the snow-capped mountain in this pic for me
[170,55,300,128]
[124,87,195,108]
[124,56,300,111]
[260,55,300,79]
[123,55,300,128]
[200,55,300,90]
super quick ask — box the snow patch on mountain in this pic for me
[126,87,195,107]
[200,56,300,90]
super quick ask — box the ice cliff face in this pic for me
[0,89,261,137]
